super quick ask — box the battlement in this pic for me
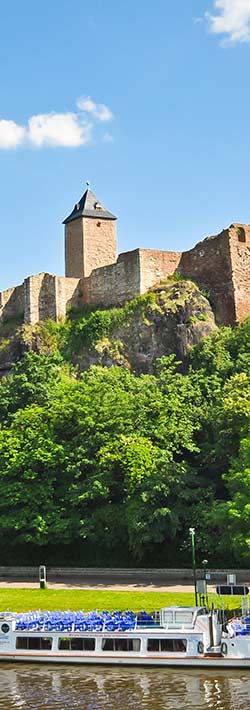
[0,183,250,328]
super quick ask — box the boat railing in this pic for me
[13,610,200,634]
[135,611,161,629]
[13,609,202,634]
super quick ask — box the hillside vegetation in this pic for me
[0,281,249,567]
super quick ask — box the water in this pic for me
[0,664,249,709]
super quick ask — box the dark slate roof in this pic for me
[63,188,116,224]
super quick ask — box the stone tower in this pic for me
[63,185,117,278]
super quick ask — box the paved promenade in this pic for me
[0,580,216,592]
[0,567,248,591]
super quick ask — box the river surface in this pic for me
[0,664,249,709]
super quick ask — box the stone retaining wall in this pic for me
[0,567,249,582]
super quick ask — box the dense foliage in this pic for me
[0,316,249,567]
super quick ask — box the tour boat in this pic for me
[0,605,250,667]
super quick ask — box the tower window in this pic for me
[237,227,246,243]
[97,221,101,227]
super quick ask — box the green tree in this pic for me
[0,352,65,425]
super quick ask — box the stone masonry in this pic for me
[0,185,250,327]
[64,187,117,278]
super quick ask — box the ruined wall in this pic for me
[83,250,141,306]
[0,284,24,321]
[54,276,81,320]
[139,249,182,293]
[178,229,235,324]
[24,274,57,324]
[228,224,250,323]
[82,249,183,307]
[24,273,81,324]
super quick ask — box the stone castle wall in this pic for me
[82,250,141,306]
[65,217,117,279]
[178,229,235,324]
[82,249,183,308]
[82,217,117,277]
[23,274,81,324]
[54,276,81,320]
[24,274,57,324]
[139,249,182,293]
[228,224,250,323]
[0,223,250,326]
[178,224,250,325]
[65,220,84,279]
[0,274,81,326]
[0,284,24,321]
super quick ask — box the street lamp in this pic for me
[202,558,209,607]
[189,527,198,605]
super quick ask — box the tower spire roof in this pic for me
[63,186,116,224]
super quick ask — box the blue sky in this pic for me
[1,0,250,290]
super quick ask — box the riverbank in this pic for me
[0,588,242,612]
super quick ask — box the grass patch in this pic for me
[189,313,208,324]
[0,589,242,614]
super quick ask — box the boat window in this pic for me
[58,637,95,651]
[114,639,128,652]
[16,637,28,650]
[175,612,193,624]
[102,638,141,652]
[147,638,187,652]
[29,638,42,651]
[71,639,84,651]
[16,637,52,650]
[147,639,160,652]
[161,612,173,624]
[102,638,114,651]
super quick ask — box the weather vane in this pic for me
[86,180,90,188]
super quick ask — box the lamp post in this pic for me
[202,558,209,607]
[189,527,198,606]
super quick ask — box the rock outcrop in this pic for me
[72,280,216,374]
[0,279,217,376]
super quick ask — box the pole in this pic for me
[39,565,47,590]
[202,558,209,607]
[189,527,198,605]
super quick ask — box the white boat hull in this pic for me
[0,653,250,668]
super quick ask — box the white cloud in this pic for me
[205,0,250,44]
[0,96,114,150]
[0,119,26,149]
[77,96,114,122]
[28,112,91,147]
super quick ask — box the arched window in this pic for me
[237,227,246,243]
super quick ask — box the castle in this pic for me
[1,184,250,326]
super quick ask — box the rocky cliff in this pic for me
[0,279,216,375]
